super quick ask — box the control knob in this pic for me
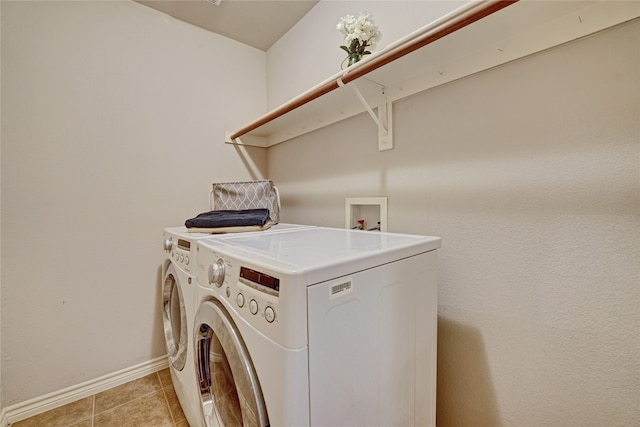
[249,299,259,315]
[208,258,226,287]
[264,306,276,323]
[163,238,174,252]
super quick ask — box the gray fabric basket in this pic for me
[210,180,280,224]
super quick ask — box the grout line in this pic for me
[157,372,177,426]
[91,395,95,427]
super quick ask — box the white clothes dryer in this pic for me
[162,224,314,427]
[163,227,213,427]
[194,227,441,427]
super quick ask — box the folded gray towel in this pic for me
[185,209,270,229]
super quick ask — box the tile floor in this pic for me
[10,369,189,427]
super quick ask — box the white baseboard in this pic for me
[0,356,168,427]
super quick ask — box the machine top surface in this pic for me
[199,227,441,283]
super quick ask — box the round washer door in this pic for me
[162,263,188,371]
[195,299,269,427]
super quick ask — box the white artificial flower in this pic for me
[353,12,381,49]
[337,11,382,60]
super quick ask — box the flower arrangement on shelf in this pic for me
[336,12,382,68]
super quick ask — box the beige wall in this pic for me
[268,20,640,426]
[0,1,3,411]
[1,0,266,406]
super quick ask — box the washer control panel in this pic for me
[233,263,279,325]
[164,236,193,272]
[235,266,279,323]
[202,253,280,330]
[232,292,277,323]
[196,241,310,349]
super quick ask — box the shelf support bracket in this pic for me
[337,78,393,151]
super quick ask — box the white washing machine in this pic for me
[162,227,215,427]
[162,224,313,427]
[194,227,441,427]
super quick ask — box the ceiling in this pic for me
[136,0,318,51]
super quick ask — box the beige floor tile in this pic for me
[156,368,173,389]
[11,396,93,427]
[93,390,173,427]
[162,384,187,423]
[94,373,161,414]
[11,369,199,427]
[69,420,93,427]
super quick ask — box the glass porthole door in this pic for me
[195,299,269,427]
[162,264,188,371]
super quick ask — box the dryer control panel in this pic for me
[197,248,284,340]
[237,266,279,323]
[164,236,194,273]
[196,240,311,349]
[216,258,279,326]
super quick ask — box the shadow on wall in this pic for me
[437,316,502,427]
[153,265,167,357]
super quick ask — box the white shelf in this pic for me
[225,1,639,149]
